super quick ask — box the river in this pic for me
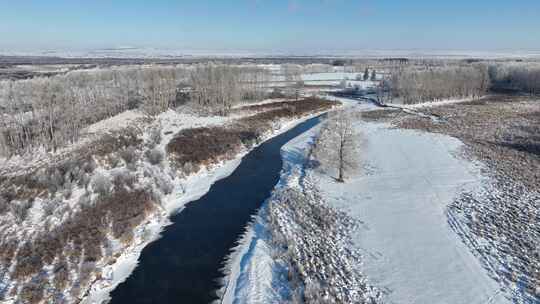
[109,115,322,304]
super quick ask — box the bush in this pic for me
[42,198,59,217]
[20,280,45,304]
[90,173,112,197]
[119,146,139,165]
[53,259,70,291]
[78,193,92,207]
[147,125,162,148]
[77,172,92,189]
[112,169,137,190]
[268,88,286,99]
[155,174,174,195]
[0,195,7,214]
[146,148,164,165]
[10,200,32,223]
[167,98,337,169]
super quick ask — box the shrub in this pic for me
[78,172,92,189]
[78,193,92,207]
[20,279,45,304]
[0,237,18,264]
[146,148,164,165]
[119,146,139,164]
[42,198,59,217]
[82,157,97,173]
[93,128,143,157]
[79,262,96,286]
[155,174,174,195]
[90,173,112,197]
[52,259,70,291]
[10,200,32,223]
[127,95,143,110]
[12,241,44,279]
[147,125,162,148]
[111,169,137,190]
[0,195,7,214]
[182,162,198,175]
[167,98,337,170]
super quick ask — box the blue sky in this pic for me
[1,0,539,51]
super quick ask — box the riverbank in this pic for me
[85,99,338,304]
[0,98,338,304]
[228,99,514,303]
[362,94,540,303]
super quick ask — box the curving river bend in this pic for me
[109,115,322,304]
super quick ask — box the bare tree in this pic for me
[370,69,377,81]
[188,64,242,115]
[363,68,370,81]
[389,65,489,104]
[0,66,189,157]
[314,110,359,182]
[283,64,302,98]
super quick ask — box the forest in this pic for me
[0,64,270,157]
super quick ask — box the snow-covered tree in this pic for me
[389,65,489,104]
[371,69,377,81]
[314,110,359,182]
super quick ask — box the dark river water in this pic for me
[109,115,322,304]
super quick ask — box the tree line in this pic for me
[488,63,540,95]
[0,64,270,157]
[388,65,490,104]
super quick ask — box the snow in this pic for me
[219,214,291,304]
[82,107,327,304]
[81,110,239,304]
[314,118,509,303]
[221,123,320,304]
[82,156,243,304]
[84,110,146,135]
[385,97,479,109]
[228,98,511,303]
[3,48,540,59]
[231,98,288,109]
[301,72,361,81]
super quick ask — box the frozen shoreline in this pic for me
[81,110,327,304]
[227,98,511,304]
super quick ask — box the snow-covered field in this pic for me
[385,96,479,108]
[83,106,334,304]
[0,96,335,304]
[3,48,540,59]
[228,99,513,303]
[316,119,508,303]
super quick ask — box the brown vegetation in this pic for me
[167,97,338,171]
[0,96,337,302]
[397,95,538,188]
[362,94,540,302]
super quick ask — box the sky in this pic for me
[1,0,539,52]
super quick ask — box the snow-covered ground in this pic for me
[82,108,329,304]
[82,155,243,304]
[221,123,324,304]
[228,98,512,303]
[385,96,479,108]
[316,120,508,303]
[268,72,380,87]
[3,48,540,59]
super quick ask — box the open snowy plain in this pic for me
[227,99,514,303]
